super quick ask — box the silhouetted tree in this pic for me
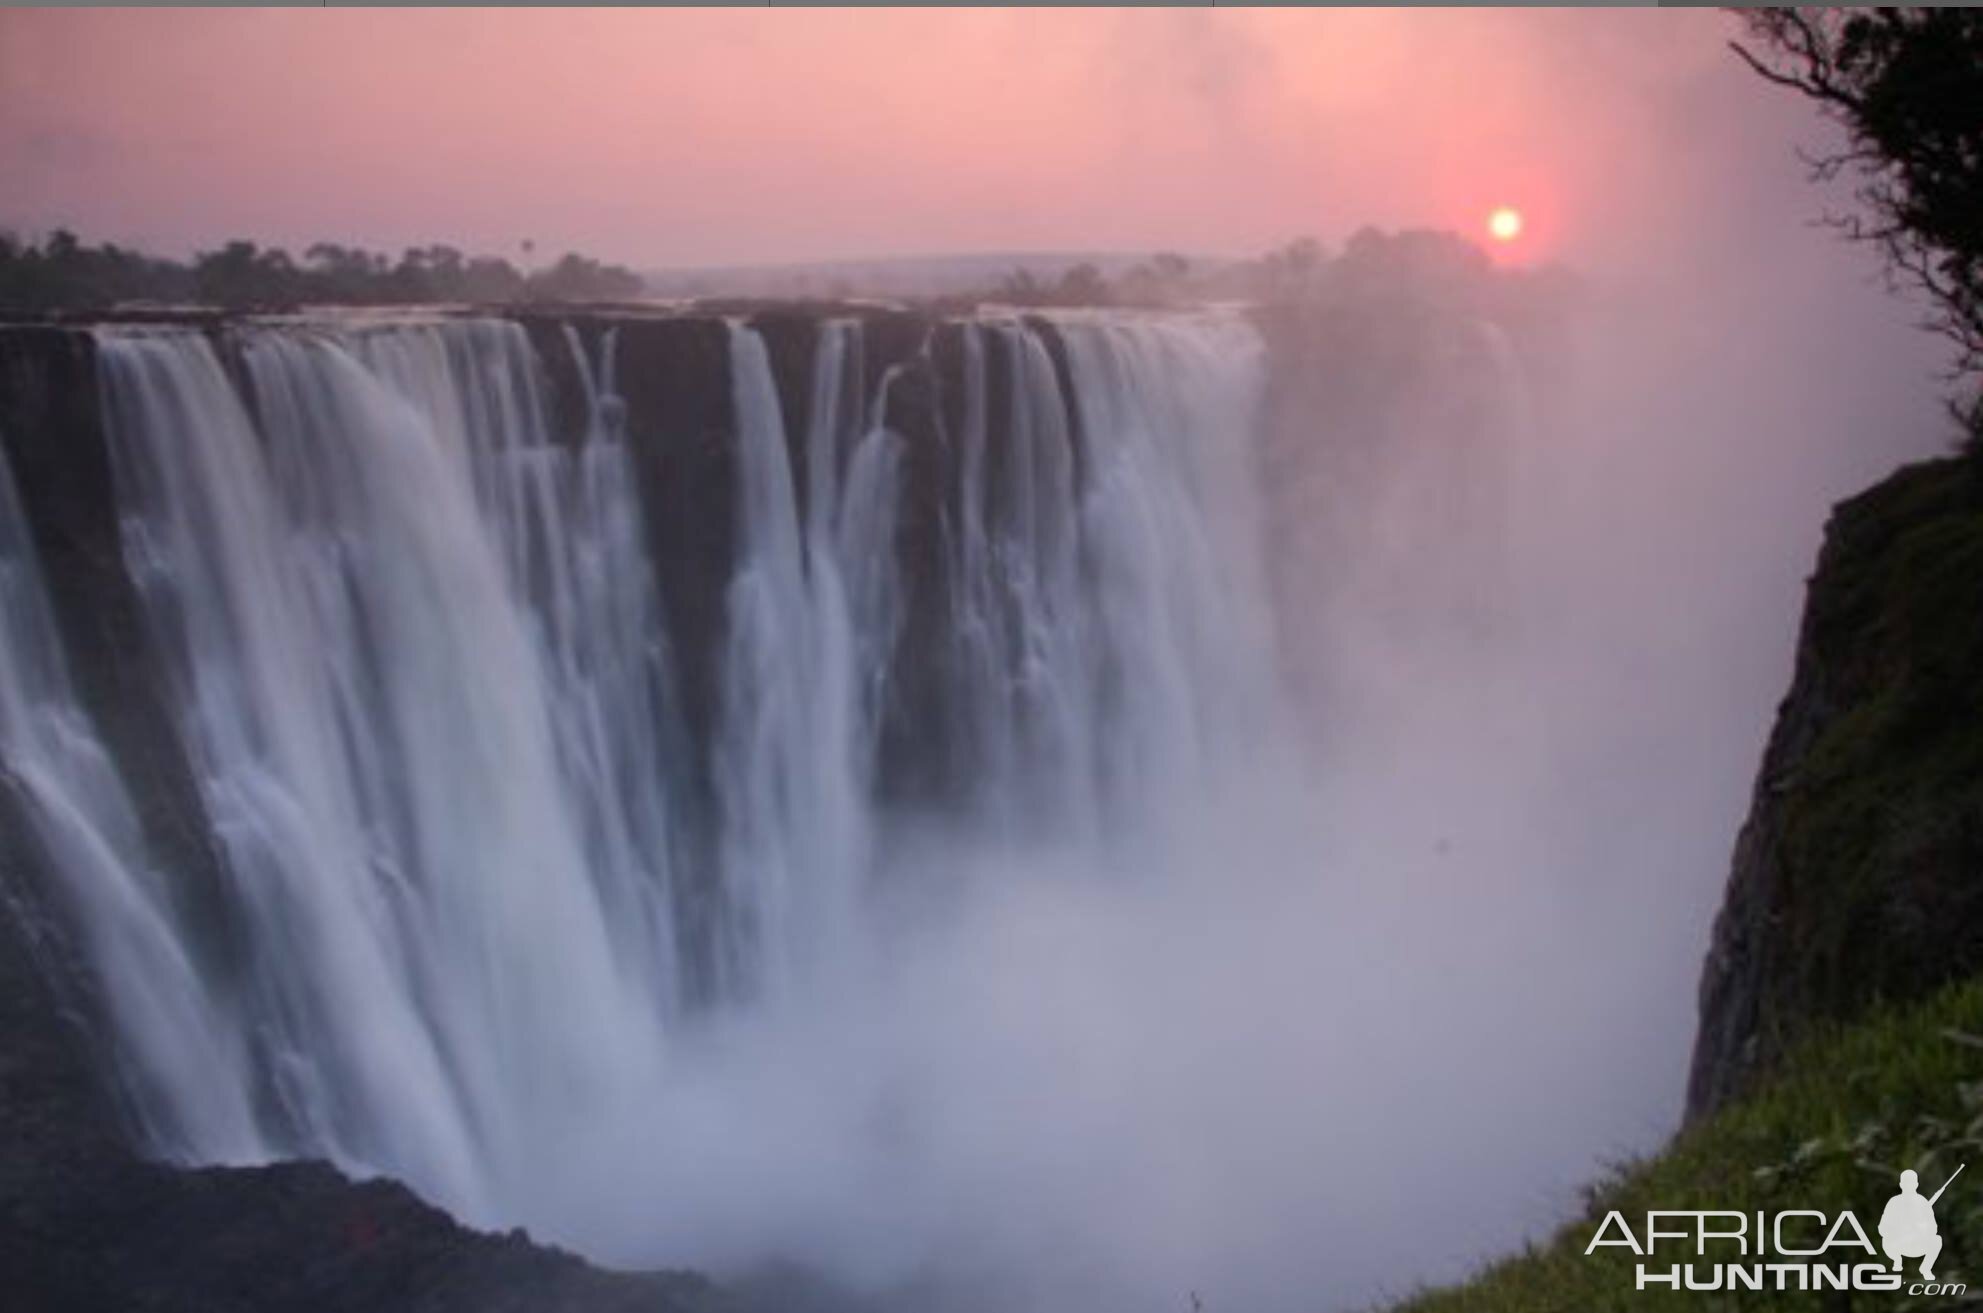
[524,252,643,303]
[996,267,1042,305]
[195,240,304,307]
[305,243,390,300]
[1268,237,1326,299]
[1055,262,1108,305]
[461,256,526,303]
[1732,8,1983,432]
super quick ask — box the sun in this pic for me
[1487,206,1524,243]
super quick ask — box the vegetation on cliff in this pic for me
[1388,976,1983,1313]
[1765,460,1983,1027]
[1690,457,1983,1115]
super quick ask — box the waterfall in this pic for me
[958,320,1099,829]
[715,321,902,998]
[4,307,1280,1255]
[943,315,1277,831]
[1058,317,1278,813]
[95,322,675,1210]
[0,445,257,1159]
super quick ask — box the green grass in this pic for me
[1385,976,1983,1312]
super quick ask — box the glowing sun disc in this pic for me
[1487,207,1524,243]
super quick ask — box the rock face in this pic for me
[1688,455,1983,1119]
[0,894,719,1313]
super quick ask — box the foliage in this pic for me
[0,229,645,310]
[991,259,1122,307]
[1731,8,1983,437]
[1386,976,1983,1313]
[0,229,194,309]
[977,230,1570,313]
[1769,459,1983,1033]
[521,251,643,303]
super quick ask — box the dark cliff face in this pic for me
[1688,455,1983,1119]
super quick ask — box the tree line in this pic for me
[978,229,1576,315]
[0,230,645,311]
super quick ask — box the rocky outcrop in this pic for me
[1688,455,1983,1118]
[0,880,718,1313]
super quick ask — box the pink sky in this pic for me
[0,8,1829,274]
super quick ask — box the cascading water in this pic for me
[714,321,897,998]
[940,315,1278,836]
[4,307,1285,1269]
[95,322,674,1208]
[0,447,255,1159]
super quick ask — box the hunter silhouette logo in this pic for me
[1882,1164,1962,1280]
[1586,1160,1967,1296]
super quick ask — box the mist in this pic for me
[586,329,1939,1313]
[441,184,1951,1313]
[568,121,1953,1313]
[523,276,1944,1313]
[0,9,1965,1313]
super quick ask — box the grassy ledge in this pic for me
[1387,976,1983,1312]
